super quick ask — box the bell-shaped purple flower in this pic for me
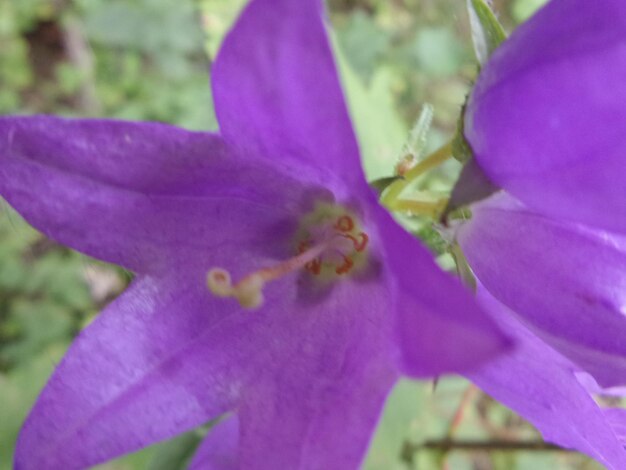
[465,0,626,233]
[0,0,509,468]
[469,287,626,469]
[458,193,626,388]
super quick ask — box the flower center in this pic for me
[206,203,369,310]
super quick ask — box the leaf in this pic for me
[467,0,507,65]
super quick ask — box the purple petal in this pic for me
[468,289,626,469]
[458,193,626,387]
[18,251,399,468]
[197,270,398,469]
[0,116,321,272]
[212,0,366,188]
[371,203,510,377]
[189,417,239,470]
[16,276,250,470]
[466,0,626,232]
[577,372,626,397]
[236,313,397,469]
[605,408,626,445]
[202,268,398,469]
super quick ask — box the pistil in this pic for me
[207,209,370,310]
[207,240,332,309]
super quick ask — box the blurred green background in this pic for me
[0,0,602,469]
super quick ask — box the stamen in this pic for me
[342,232,368,252]
[335,254,354,275]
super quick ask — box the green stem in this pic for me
[382,141,453,207]
[387,198,448,218]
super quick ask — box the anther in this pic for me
[335,255,354,275]
[334,215,354,232]
[305,258,322,275]
[342,232,368,252]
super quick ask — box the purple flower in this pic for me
[465,0,626,232]
[458,193,626,387]
[1,0,509,468]
[456,193,626,466]
[468,287,626,469]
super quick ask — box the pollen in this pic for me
[206,203,370,310]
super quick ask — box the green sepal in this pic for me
[442,157,499,222]
[467,0,507,64]
[450,243,477,292]
[448,2,506,206]
[369,176,402,197]
[451,101,473,164]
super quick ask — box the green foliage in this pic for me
[468,0,507,64]
[79,0,215,129]
[338,51,408,180]
[0,208,115,468]
[196,0,246,58]
[0,345,67,470]
[411,27,464,77]
[0,2,33,113]
[337,10,390,80]
[512,0,549,23]
[365,380,426,469]
[0,210,92,370]
[80,0,202,53]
